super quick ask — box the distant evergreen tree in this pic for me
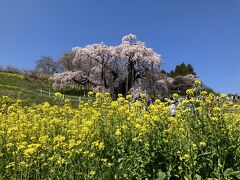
[186,64,196,75]
[203,87,216,94]
[167,70,173,77]
[169,63,196,77]
[160,69,167,74]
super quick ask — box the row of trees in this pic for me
[0,65,21,73]
[35,52,75,74]
[0,34,200,98]
[35,35,202,98]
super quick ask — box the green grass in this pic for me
[0,71,91,106]
[0,71,56,105]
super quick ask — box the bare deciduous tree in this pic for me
[59,52,75,71]
[36,56,59,74]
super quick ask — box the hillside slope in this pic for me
[0,71,54,105]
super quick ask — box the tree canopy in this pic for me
[169,63,196,77]
[50,34,163,97]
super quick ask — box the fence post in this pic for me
[48,88,51,97]
[40,88,43,94]
[62,94,65,99]
[79,96,81,101]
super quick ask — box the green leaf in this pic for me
[229,171,240,176]
[224,168,234,177]
[195,174,202,180]
[224,168,240,178]
[184,175,191,180]
[156,171,166,180]
[236,174,240,179]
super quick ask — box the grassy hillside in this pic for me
[0,71,55,105]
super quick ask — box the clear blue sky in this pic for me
[0,0,240,94]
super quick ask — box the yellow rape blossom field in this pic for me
[0,88,240,179]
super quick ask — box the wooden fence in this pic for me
[36,88,92,101]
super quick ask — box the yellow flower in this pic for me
[6,162,15,169]
[192,143,197,150]
[154,99,161,104]
[98,142,105,150]
[89,170,96,176]
[126,94,132,100]
[96,92,102,98]
[118,94,123,98]
[144,143,150,149]
[111,101,118,108]
[180,154,190,161]
[89,152,95,158]
[54,92,62,98]
[2,95,9,100]
[88,91,94,96]
[140,93,146,99]
[24,148,35,157]
[194,80,202,85]
[220,93,227,98]
[132,137,138,142]
[173,93,179,98]
[106,162,112,168]
[39,135,49,144]
[199,141,206,147]
[211,117,218,121]
[115,129,122,136]
[117,97,125,102]
[19,161,28,168]
[53,135,65,143]
[195,107,203,113]
[200,91,208,96]
[186,88,196,96]
[134,101,142,107]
